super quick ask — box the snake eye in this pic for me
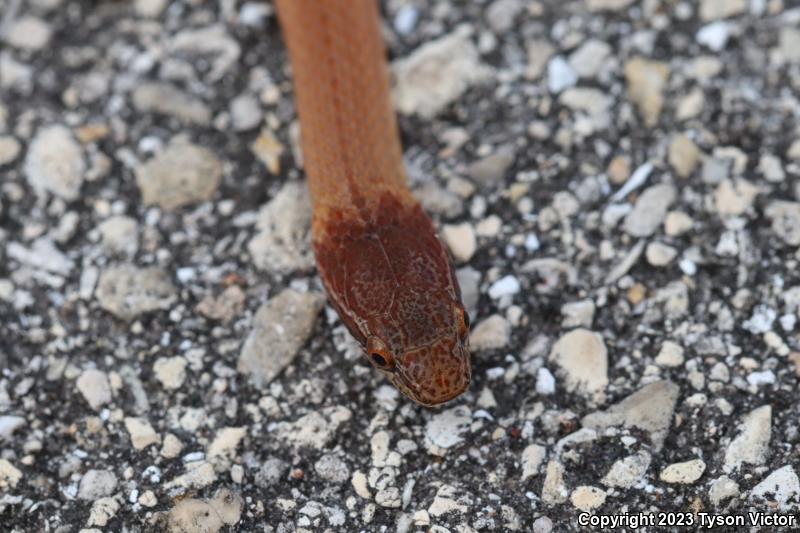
[367,336,394,370]
[371,352,389,367]
[463,310,471,329]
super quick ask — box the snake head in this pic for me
[366,302,471,406]
[313,192,472,407]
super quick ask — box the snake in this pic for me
[274,0,471,406]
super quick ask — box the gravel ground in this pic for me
[1,0,800,531]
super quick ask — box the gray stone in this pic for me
[132,83,211,125]
[135,138,222,210]
[393,27,491,118]
[96,265,177,320]
[582,381,679,450]
[238,289,325,386]
[25,125,85,201]
[78,469,118,500]
[624,184,676,237]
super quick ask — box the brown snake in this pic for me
[275,0,471,406]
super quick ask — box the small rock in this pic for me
[393,28,491,118]
[749,465,800,511]
[467,146,515,185]
[607,155,630,185]
[570,486,606,512]
[746,370,776,387]
[547,56,578,93]
[238,289,325,386]
[164,462,217,492]
[248,182,314,274]
[167,489,243,533]
[153,357,188,390]
[139,490,158,507]
[549,329,608,397]
[96,265,177,320]
[788,139,800,161]
[276,406,353,450]
[488,275,521,299]
[560,299,595,329]
[655,341,684,367]
[714,178,758,216]
[250,128,284,174]
[664,211,693,236]
[559,88,612,115]
[742,304,776,334]
[0,459,22,489]
[602,451,651,488]
[586,0,637,10]
[97,216,139,257]
[456,267,481,318]
[314,454,350,483]
[526,39,555,80]
[230,94,262,131]
[87,497,120,527]
[700,0,746,20]
[351,471,371,499]
[582,380,679,450]
[5,16,52,51]
[541,460,568,504]
[394,5,418,34]
[425,406,471,450]
[646,242,678,266]
[25,124,85,201]
[765,201,800,245]
[708,475,740,506]
[207,427,247,460]
[485,0,524,33]
[624,57,669,128]
[676,87,705,121]
[7,238,74,276]
[521,444,546,480]
[255,458,288,487]
[778,27,800,64]
[697,22,730,52]
[124,417,161,450]
[723,405,771,473]
[668,134,701,178]
[415,182,464,218]
[0,136,21,165]
[195,285,246,324]
[702,156,729,184]
[568,39,612,79]
[161,434,184,459]
[76,369,112,410]
[428,485,468,517]
[136,138,222,210]
[469,314,511,352]
[0,416,25,441]
[78,469,118,500]
[624,184,676,237]
[135,0,168,17]
[758,154,785,183]
[536,368,556,394]
[132,83,211,126]
[533,516,554,533]
[442,223,477,263]
[659,459,706,484]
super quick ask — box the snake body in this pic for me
[275,0,470,406]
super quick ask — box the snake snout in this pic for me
[396,340,471,407]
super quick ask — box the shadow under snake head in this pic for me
[313,192,471,406]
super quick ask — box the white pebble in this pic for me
[488,275,521,299]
